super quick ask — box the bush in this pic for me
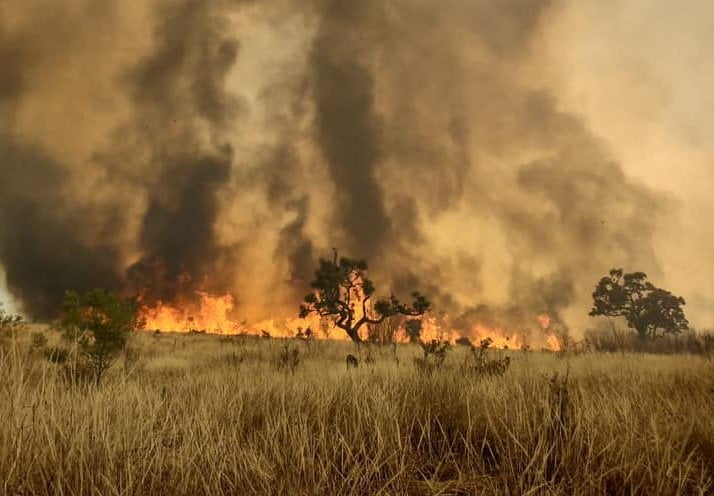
[29,331,48,356]
[414,338,451,373]
[462,337,512,377]
[44,346,69,364]
[276,342,300,373]
[0,305,24,343]
[59,289,142,385]
[295,327,315,353]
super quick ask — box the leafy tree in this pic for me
[299,250,431,344]
[61,289,143,384]
[589,269,688,339]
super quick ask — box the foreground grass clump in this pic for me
[1,331,712,495]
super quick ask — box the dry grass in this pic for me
[584,327,714,355]
[1,330,713,495]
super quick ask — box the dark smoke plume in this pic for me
[309,1,391,257]
[112,0,247,303]
[0,140,123,317]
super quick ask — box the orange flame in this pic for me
[140,292,348,339]
[536,313,551,330]
[139,293,564,351]
[546,334,562,351]
[469,324,523,349]
[141,292,237,334]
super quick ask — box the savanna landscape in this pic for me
[1,261,713,495]
[2,1,714,495]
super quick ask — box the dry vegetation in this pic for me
[1,328,713,496]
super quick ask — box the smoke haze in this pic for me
[1,0,712,332]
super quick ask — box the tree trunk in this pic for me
[345,326,363,344]
[635,323,648,341]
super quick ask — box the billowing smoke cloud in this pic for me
[119,0,245,302]
[309,2,392,257]
[0,140,124,316]
[1,0,706,334]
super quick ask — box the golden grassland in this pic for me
[1,329,713,495]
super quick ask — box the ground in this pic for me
[1,329,713,495]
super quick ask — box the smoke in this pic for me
[0,140,124,316]
[1,0,707,332]
[308,1,392,257]
[120,0,246,301]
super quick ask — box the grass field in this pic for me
[1,329,713,495]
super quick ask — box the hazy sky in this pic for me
[1,0,712,330]
[547,0,714,326]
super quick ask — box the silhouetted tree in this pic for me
[589,269,688,339]
[62,289,143,384]
[299,250,431,344]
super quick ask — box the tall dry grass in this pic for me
[1,330,712,495]
[584,327,714,355]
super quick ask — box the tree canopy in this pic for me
[589,269,688,339]
[299,250,431,343]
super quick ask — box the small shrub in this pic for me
[276,342,300,373]
[364,349,376,365]
[44,346,69,364]
[60,289,142,385]
[30,332,48,354]
[462,337,512,377]
[301,327,315,340]
[0,306,24,345]
[546,368,572,432]
[414,338,451,373]
[295,327,315,352]
[346,353,359,369]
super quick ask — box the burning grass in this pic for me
[137,292,566,353]
[1,331,712,495]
